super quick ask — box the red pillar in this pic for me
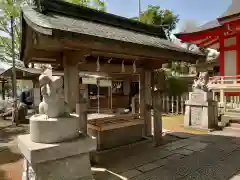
[236,34,240,75]
[219,35,224,76]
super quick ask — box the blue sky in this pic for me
[105,0,232,32]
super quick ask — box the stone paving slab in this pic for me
[189,135,234,144]
[161,139,195,151]
[121,169,142,179]
[173,148,194,156]
[179,150,240,180]
[137,163,160,173]
[167,132,195,139]
[137,154,185,173]
[164,144,232,177]
[132,167,183,180]
[184,142,208,151]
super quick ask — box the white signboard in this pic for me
[82,77,97,85]
[99,79,112,87]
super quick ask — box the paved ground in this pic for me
[1,120,240,180]
[93,133,240,180]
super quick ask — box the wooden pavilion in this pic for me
[20,0,205,153]
[0,61,42,100]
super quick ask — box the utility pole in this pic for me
[138,0,141,20]
[10,0,18,125]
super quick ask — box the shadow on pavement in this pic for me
[0,146,23,180]
[0,124,28,144]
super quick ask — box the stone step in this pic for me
[230,122,240,128]
[224,126,240,133]
[224,112,240,117]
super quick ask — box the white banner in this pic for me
[99,79,112,87]
[82,77,97,85]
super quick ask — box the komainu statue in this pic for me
[192,72,210,92]
[38,69,69,118]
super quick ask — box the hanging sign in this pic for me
[99,79,112,87]
[82,77,97,85]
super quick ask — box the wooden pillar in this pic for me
[151,71,162,146]
[63,54,79,113]
[144,70,152,136]
[139,71,145,124]
[140,70,152,137]
[78,83,88,135]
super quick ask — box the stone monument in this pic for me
[184,72,218,130]
[18,69,96,180]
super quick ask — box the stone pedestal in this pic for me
[184,90,218,130]
[18,134,96,180]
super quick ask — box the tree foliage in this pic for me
[132,5,179,37]
[0,0,106,64]
[165,76,189,96]
[64,0,105,11]
[0,0,23,63]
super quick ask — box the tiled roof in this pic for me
[22,6,203,56]
[177,20,221,35]
[176,0,240,36]
[219,0,240,19]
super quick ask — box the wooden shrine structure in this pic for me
[20,0,205,154]
[176,0,240,98]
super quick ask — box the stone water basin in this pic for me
[30,114,80,144]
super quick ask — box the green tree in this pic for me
[132,5,179,37]
[64,0,106,11]
[0,0,106,64]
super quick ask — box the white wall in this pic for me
[224,37,237,77]
[224,37,236,47]
[224,50,237,77]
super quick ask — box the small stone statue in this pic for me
[38,69,69,118]
[192,72,209,92]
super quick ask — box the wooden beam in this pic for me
[33,31,202,64]
[204,39,219,48]
[90,50,160,61]
[30,49,60,59]
[78,63,142,74]
[178,28,223,42]
[197,36,217,47]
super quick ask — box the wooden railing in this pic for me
[209,75,240,86]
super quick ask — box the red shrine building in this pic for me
[176,0,240,96]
